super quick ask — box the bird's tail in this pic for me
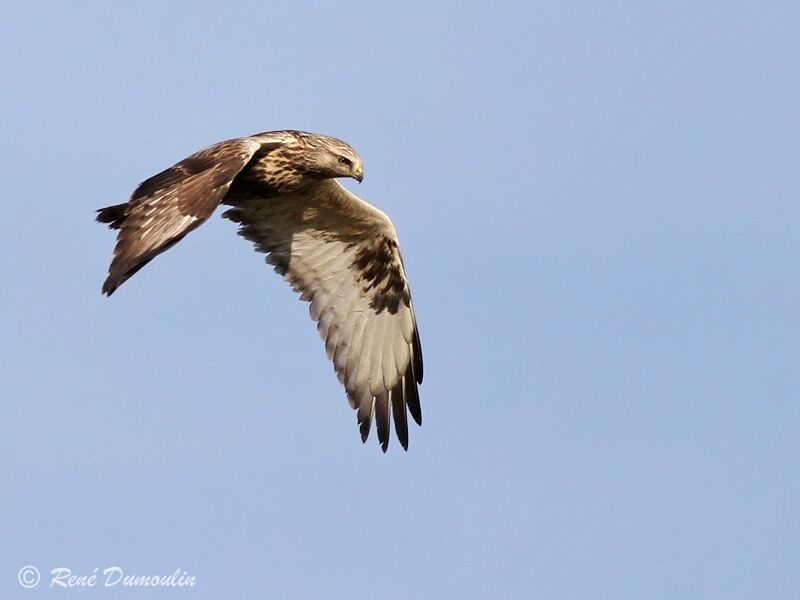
[95,203,128,230]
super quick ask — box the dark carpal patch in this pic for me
[353,237,411,314]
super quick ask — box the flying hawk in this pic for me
[97,130,422,451]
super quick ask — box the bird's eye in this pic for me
[338,156,352,166]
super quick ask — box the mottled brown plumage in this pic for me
[97,130,422,451]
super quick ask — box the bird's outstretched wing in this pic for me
[223,180,423,451]
[97,134,288,295]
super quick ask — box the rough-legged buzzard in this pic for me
[97,130,422,452]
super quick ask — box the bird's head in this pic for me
[304,135,364,183]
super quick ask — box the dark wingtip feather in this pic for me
[391,380,409,451]
[357,398,373,443]
[405,368,422,426]
[413,326,423,384]
[96,203,128,230]
[375,393,390,452]
[359,420,370,443]
[101,276,118,296]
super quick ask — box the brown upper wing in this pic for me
[99,136,272,295]
[223,179,423,451]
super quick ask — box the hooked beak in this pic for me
[353,165,363,183]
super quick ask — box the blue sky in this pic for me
[1,1,798,598]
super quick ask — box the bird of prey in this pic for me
[96,130,422,452]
